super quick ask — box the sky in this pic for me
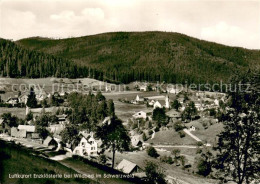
[0,0,260,49]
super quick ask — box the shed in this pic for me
[116,159,141,174]
[43,136,58,148]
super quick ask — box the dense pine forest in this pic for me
[1,31,260,84]
[0,38,92,78]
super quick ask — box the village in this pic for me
[0,77,227,184]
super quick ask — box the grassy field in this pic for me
[147,129,198,145]
[105,150,217,184]
[191,123,223,145]
[0,107,26,119]
[61,158,133,184]
[113,101,153,121]
[0,140,93,184]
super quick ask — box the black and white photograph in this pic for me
[0,0,259,184]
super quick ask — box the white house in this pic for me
[214,99,219,106]
[139,85,148,91]
[166,86,181,94]
[153,96,170,109]
[180,106,186,111]
[132,111,147,119]
[18,94,28,104]
[131,135,143,148]
[135,95,144,102]
[189,125,196,131]
[73,132,99,157]
[148,100,155,106]
[6,97,19,106]
[153,100,163,109]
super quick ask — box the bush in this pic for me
[146,146,159,158]
[196,149,202,154]
[154,127,160,132]
[196,159,211,176]
[142,133,148,141]
[178,131,185,138]
[197,141,203,147]
[160,155,173,164]
[98,154,107,164]
[148,129,153,135]
[174,121,185,132]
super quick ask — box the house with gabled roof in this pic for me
[6,97,19,106]
[17,125,38,138]
[153,96,170,109]
[153,100,163,109]
[43,136,58,148]
[116,159,142,174]
[18,93,29,104]
[11,127,27,138]
[131,135,143,148]
[134,95,144,103]
[73,132,99,157]
[132,111,147,119]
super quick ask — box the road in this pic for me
[183,129,202,142]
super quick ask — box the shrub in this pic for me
[160,155,173,164]
[178,131,186,138]
[154,126,160,132]
[98,154,107,164]
[142,133,148,141]
[148,129,153,135]
[197,141,203,147]
[196,159,211,176]
[146,146,159,158]
[174,121,184,132]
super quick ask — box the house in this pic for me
[166,86,181,94]
[33,89,49,102]
[180,106,186,111]
[135,95,144,102]
[6,97,19,106]
[101,116,112,125]
[132,111,147,119]
[18,93,28,104]
[153,100,163,109]
[189,125,196,131]
[48,124,65,134]
[195,102,204,111]
[0,118,3,126]
[73,132,99,157]
[116,159,142,174]
[214,99,219,106]
[105,85,112,92]
[11,127,27,138]
[18,125,36,138]
[43,136,58,148]
[131,135,143,148]
[166,110,181,120]
[153,96,170,109]
[148,99,155,106]
[56,114,68,124]
[139,85,148,91]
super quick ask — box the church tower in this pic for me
[165,95,170,109]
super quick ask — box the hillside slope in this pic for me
[0,38,89,78]
[14,32,260,84]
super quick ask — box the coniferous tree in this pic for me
[26,87,37,108]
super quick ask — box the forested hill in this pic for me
[16,32,260,84]
[0,38,91,78]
